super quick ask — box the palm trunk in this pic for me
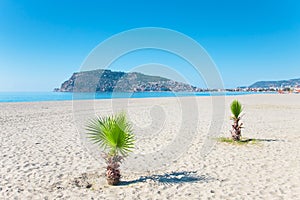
[231,118,242,141]
[106,166,121,185]
[105,155,122,185]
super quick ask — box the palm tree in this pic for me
[86,112,135,185]
[230,100,243,141]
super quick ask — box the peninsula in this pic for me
[55,69,202,92]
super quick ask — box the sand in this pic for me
[1,94,300,199]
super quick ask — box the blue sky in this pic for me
[0,0,299,91]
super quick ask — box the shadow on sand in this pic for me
[241,138,283,143]
[119,171,214,186]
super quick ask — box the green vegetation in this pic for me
[86,112,135,185]
[230,100,242,120]
[217,137,258,145]
[230,100,243,141]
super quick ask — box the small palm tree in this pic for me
[230,100,243,141]
[86,112,135,185]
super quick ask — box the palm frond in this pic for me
[86,112,135,157]
[230,100,242,120]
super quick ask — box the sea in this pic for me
[0,91,273,103]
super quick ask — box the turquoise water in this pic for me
[0,91,271,103]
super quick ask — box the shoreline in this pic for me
[0,92,286,104]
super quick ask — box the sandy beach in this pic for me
[1,94,300,199]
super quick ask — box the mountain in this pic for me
[57,69,201,92]
[249,78,300,88]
